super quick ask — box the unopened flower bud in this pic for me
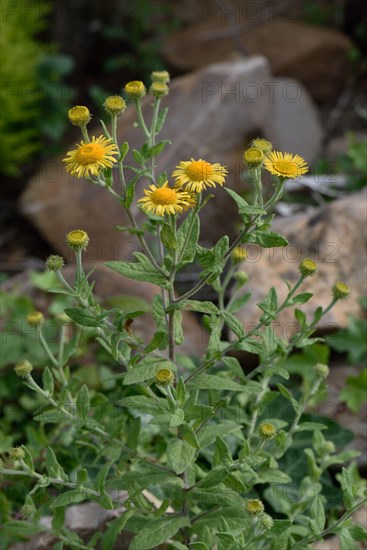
[234,271,249,286]
[260,514,274,530]
[46,255,64,272]
[246,498,264,516]
[232,247,247,264]
[155,368,174,386]
[259,422,277,440]
[124,81,146,100]
[252,138,273,154]
[151,70,170,84]
[55,312,71,325]
[66,229,89,251]
[103,95,127,116]
[150,82,169,98]
[15,360,33,378]
[332,282,350,300]
[27,311,44,326]
[244,147,265,166]
[314,363,329,379]
[322,441,335,455]
[68,106,91,127]
[299,258,318,277]
[9,447,25,461]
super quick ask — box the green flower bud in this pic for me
[46,255,65,271]
[233,271,249,285]
[9,447,25,461]
[314,363,329,379]
[15,360,33,378]
[150,82,169,98]
[252,138,273,154]
[260,514,274,530]
[151,70,170,84]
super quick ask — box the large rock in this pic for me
[163,17,353,102]
[20,58,322,257]
[233,188,367,336]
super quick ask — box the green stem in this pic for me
[135,99,150,139]
[38,327,58,368]
[80,125,90,143]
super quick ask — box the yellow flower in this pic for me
[68,106,91,126]
[332,282,350,300]
[138,182,194,217]
[246,499,264,516]
[63,136,119,178]
[172,158,227,193]
[124,81,146,99]
[66,230,89,250]
[259,422,277,440]
[155,368,174,386]
[243,147,265,166]
[27,311,44,326]
[252,138,272,153]
[103,95,126,116]
[264,151,308,179]
[232,247,247,264]
[299,258,318,277]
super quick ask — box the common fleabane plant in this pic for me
[2,71,366,550]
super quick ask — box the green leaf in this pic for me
[146,139,171,157]
[155,107,168,133]
[167,439,196,474]
[311,496,325,532]
[276,384,298,412]
[258,469,292,484]
[296,422,328,432]
[3,520,41,536]
[52,506,65,532]
[176,377,186,407]
[50,490,87,508]
[64,307,99,327]
[213,436,233,467]
[46,447,68,481]
[132,148,144,164]
[180,300,219,315]
[224,188,265,217]
[176,212,200,269]
[291,292,313,305]
[76,385,90,422]
[161,223,178,250]
[197,466,229,488]
[221,356,246,381]
[120,141,129,161]
[129,517,190,550]
[115,225,144,236]
[180,423,200,449]
[339,367,367,412]
[227,292,251,314]
[187,373,245,392]
[173,309,184,345]
[21,446,34,471]
[42,367,54,396]
[95,461,113,495]
[340,467,354,510]
[221,311,244,339]
[327,315,367,364]
[102,510,134,550]
[247,231,289,248]
[106,254,170,289]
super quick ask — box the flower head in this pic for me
[150,82,169,98]
[138,182,195,217]
[27,311,44,326]
[244,147,265,166]
[155,368,174,386]
[68,106,91,127]
[299,258,318,278]
[246,499,264,516]
[314,363,329,379]
[151,70,170,84]
[124,81,146,99]
[15,360,33,378]
[66,230,89,251]
[259,422,277,440]
[252,138,272,154]
[232,247,247,264]
[46,255,65,272]
[172,159,227,193]
[63,136,119,179]
[9,447,25,461]
[332,282,350,300]
[264,151,308,179]
[103,95,127,116]
[260,514,274,530]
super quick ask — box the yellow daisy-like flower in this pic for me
[63,136,119,178]
[172,158,227,193]
[138,182,194,217]
[264,151,308,179]
[68,105,91,127]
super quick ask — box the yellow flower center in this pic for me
[272,160,299,177]
[185,160,214,182]
[75,143,105,165]
[151,187,178,205]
